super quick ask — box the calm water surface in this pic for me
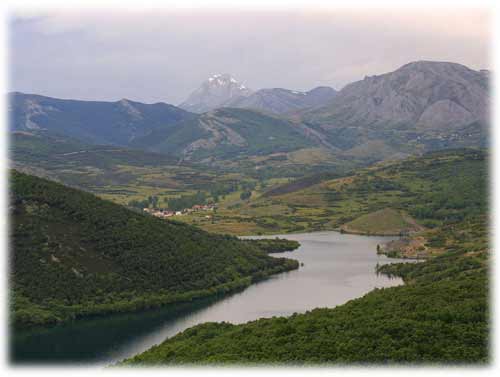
[12,231,409,366]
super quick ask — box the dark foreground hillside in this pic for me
[10,171,298,328]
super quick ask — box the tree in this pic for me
[240,191,252,201]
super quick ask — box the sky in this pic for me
[9,8,491,105]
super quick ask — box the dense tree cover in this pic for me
[122,150,489,365]
[242,238,300,254]
[128,195,161,209]
[239,191,252,201]
[167,191,207,211]
[128,198,150,209]
[240,181,257,191]
[10,171,298,328]
[209,181,239,202]
[123,223,488,365]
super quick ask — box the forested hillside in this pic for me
[194,149,487,236]
[123,245,488,364]
[10,171,298,328]
[122,151,490,364]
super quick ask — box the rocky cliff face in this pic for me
[179,74,253,113]
[226,86,337,114]
[298,61,490,158]
[304,61,489,133]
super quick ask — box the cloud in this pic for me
[9,9,491,104]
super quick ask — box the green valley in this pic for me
[120,149,490,364]
[175,149,487,240]
[7,51,491,367]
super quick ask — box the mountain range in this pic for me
[131,107,314,161]
[223,86,338,114]
[301,61,489,152]
[178,73,338,115]
[9,60,490,167]
[9,92,194,146]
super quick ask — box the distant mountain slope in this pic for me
[133,108,314,161]
[9,92,194,146]
[300,61,489,153]
[179,74,253,113]
[203,149,487,235]
[9,61,490,169]
[9,131,204,191]
[224,86,337,115]
[10,130,179,167]
[10,171,298,327]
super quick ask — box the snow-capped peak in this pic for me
[206,73,237,84]
[180,73,253,113]
[202,73,251,91]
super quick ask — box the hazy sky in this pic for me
[10,9,490,105]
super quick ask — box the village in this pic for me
[143,203,216,219]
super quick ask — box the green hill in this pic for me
[9,92,194,146]
[133,108,314,161]
[196,149,487,235]
[10,171,298,328]
[123,238,488,364]
[340,208,423,236]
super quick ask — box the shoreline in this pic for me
[240,228,400,239]
[14,261,299,331]
[15,231,412,366]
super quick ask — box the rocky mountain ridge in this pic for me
[224,86,337,114]
[303,61,489,134]
[296,60,489,159]
[179,74,253,113]
[9,92,194,146]
[9,61,490,167]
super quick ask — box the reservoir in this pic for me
[12,231,410,366]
